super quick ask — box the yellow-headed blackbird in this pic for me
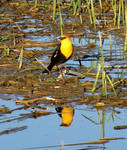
[44,35,73,72]
[56,107,74,127]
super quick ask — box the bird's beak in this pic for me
[56,36,61,40]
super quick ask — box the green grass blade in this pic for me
[106,74,118,97]
[92,63,101,93]
[81,114,99,125]
[80,62,97,79]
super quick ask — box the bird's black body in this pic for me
[47,44,71,71]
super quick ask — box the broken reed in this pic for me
[18,47,23,69]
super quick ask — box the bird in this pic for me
[43,35,73,73]
[56,107,74,127]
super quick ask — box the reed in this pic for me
[92,63,101,94]
[99,0,102,10]
[106,74,117,97]
[2,45,10,56]
[13,32,16,47]
[121,0,125,25]
[107,112,114,123]
[0,36,8,42]
[124,29,127,53]
[52,0,56,20]
[92,32,117,97]
[59,5,63,36]
[73,0,81,16]
[112,0,117,26]
[81,62,97,79]
[124,4,127,53]
[18,47,23,69]
[99,32,106,96]
[117,0,121,29]
[82,114,99,125]
[86,0,93,24]
[34,0,38,8]
[90,0,96,30]
[126,0,127,27]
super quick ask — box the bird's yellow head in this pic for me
[60,35,73,59]
[61,35,70,40]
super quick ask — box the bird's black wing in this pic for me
[51,44,66,64]
[47,43,66,71]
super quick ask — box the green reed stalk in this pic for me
[80,14,83,24]
[121,0,125,25]
[13,32,16,47]
[99,0,102,10]
[92,63,101,93]
[3,45,10,56]
[72,0,76,16]
[99,32,106,96]
[107,112,114,123]
[34,0,38,8]
[0,36,8,42]
[81,62,97,79]
[112,0,117,26]
[18,47,23,69]
[90,0,96,30]
[106,74,117,97]
[73,0,81,16]
[124,4,127,53]
[52,0,56,21]
[59,5,63,36]
[86,0,93,24]
[125,2,127,28]
[82,114,99,125]
[117,0,121,29]
[124,29,127,53]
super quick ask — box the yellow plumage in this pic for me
[61,107,74,127]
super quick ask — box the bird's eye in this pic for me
[61,36,66,40]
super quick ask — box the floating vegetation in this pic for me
[0,126,27,135]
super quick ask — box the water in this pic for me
[0,99,127,150]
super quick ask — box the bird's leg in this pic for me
[62,64,68,72]
[57,65,65,83]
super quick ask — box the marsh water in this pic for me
[0,0,127,150]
